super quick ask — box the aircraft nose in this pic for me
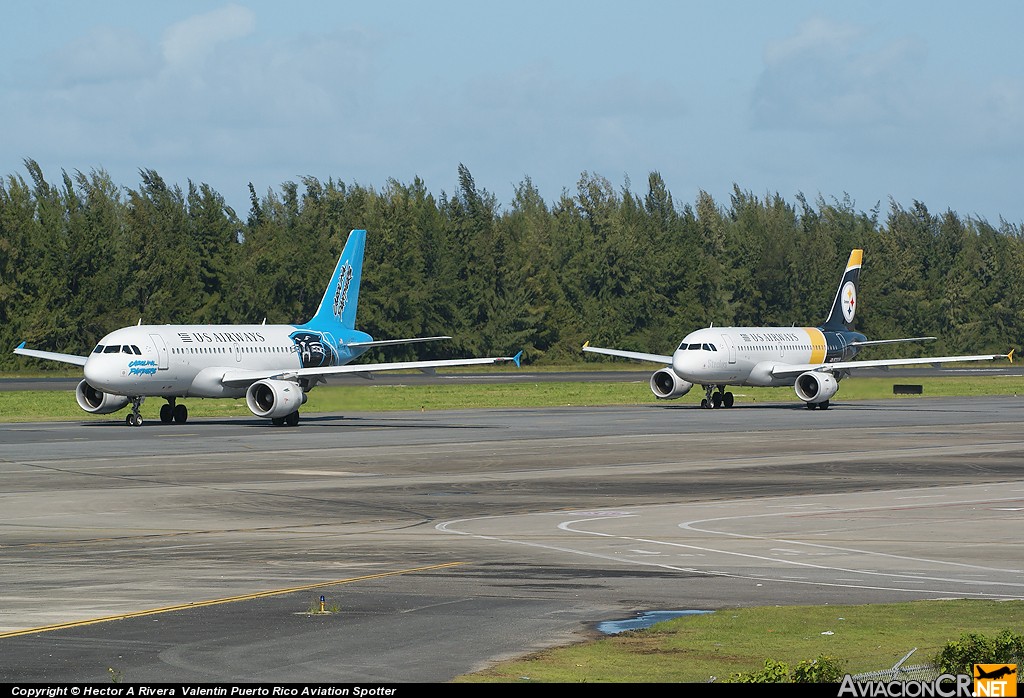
[83,355,113,390]
[83,356,100,384]
[671,350,691,377]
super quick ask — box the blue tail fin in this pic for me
[304,229,365,332]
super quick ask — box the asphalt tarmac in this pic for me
[1,395,1023,682]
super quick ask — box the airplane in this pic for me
[582,249,1013,410]
[13,228,521,426]
[975,666,1017,680]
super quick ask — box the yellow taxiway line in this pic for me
[0,561,466,639]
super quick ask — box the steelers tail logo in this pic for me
[841,281,857,324]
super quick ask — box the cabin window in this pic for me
[103,345,121,353]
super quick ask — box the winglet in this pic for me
[16,341,25,350]
[511,350,523,368]
[1008,348,1015,364]
[582,341,590,350]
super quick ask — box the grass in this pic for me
[1,370,1021,423]
[453,600,1024,683]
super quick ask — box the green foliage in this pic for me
[792,655,847,683]
[934,630,1024,675]
[728,658,791,683]
[727,655,845,683]
[4,161,1023,371]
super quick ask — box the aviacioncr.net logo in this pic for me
[974,664,1017,697]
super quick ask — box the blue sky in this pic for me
[4,1,1023,224]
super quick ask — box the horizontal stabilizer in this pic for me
[849,337,936,347]
[13,342,89,367]
[347,336,452,348]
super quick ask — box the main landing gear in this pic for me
[700,385,734,409]
[159,398,189,424]
[271,411,300,427]
[805,400,830,410]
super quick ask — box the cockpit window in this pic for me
[122,346,134,354]
[131,345,142,355]
[103,345,121,353]
[688,343,701,350]
[92,345,104,354]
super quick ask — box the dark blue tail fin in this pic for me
[822,249,862,331]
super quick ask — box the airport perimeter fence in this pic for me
[851,664,940,682]
[849,647,1023,683]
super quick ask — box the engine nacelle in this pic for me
[245,379,307,419]
[650,369,694,400]
[794,371,839,404]
[76,379,130,414]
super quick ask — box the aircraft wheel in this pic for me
[711,392,723,408]
[285,411,300,427]
[271,417,285,426]
[700,398,709,409]
[805,402,817,410]
[173,404,188,424]
[723,392,734,408]
[160,404,173,423]
[818,401,830,410]
[126,414,135,426]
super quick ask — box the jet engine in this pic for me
[794,371,839,404]
[76,380,130,414]
[245,379,307,419]
[650,369,694,400]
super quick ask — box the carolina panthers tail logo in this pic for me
[333,264,354,321]
[290,331,338,368]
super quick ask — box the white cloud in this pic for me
[752,17,927,131]
[160,3,256,71]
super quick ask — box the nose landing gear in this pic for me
[125,396,144,426]
[700,385,734,409]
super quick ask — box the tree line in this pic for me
[2,158,1022,371]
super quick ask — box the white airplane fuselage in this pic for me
[84,324,372,399]
[671,326,844,387]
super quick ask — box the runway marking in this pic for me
[437,484,1024,598]
[676,491,1024,574]
[0,561,464,640]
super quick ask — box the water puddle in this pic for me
[598,609,712,634]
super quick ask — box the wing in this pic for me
[13,342,89,367]
[219,352,522,386]
[770,351,1013,379]
[582,342,672,365]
